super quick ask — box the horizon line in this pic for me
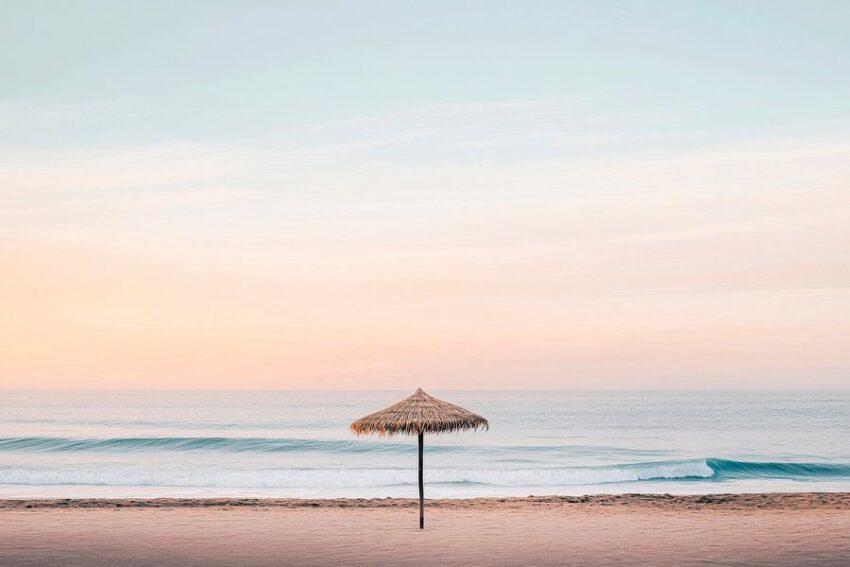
[3,387,849,393]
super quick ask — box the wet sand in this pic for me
[1,493,849,566]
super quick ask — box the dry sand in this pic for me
[1,493,848,566]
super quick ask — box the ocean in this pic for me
[2,390,849,498]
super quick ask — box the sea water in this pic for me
[1,390,849,498]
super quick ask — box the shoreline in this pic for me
[3,491,849,510]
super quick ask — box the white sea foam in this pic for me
[0,460,715,488]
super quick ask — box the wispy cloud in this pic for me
[0,97,149,140]
[2,100,849,389]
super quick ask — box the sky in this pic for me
[1,1,849,389]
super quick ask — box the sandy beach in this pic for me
[1,493,848,566]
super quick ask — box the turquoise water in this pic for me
[1,391,849,498]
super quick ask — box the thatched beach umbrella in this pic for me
[351,388,488,529]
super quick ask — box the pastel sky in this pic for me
[2,1,849,389]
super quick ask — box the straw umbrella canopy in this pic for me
[351,388,488,529]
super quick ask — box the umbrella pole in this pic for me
[418,432,424,529]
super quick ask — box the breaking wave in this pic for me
[2,436,848,489]
[1,459,846,489]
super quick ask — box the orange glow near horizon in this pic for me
[2,133,850,390]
